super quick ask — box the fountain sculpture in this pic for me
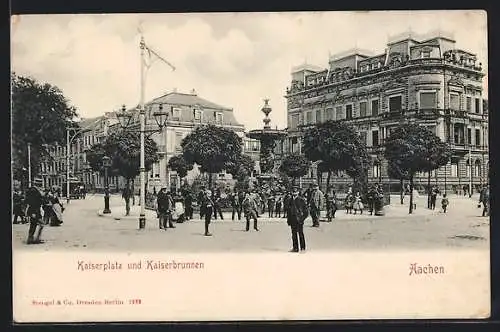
[246,99,287,189]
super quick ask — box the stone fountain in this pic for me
[246,99,287,190]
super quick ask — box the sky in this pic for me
[11,10,488,130]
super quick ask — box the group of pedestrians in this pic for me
[14,178,65,244]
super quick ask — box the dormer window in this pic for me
[172,108,181,120]
[194,109,202,121]
[215,112,223,124]
[421,50,431,58]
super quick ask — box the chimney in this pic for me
[191,88,197,96]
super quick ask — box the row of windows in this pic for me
[145,107,224,124]
[290,93,483,128]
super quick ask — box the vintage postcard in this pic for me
[11,10,489,322]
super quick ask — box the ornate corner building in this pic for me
[284,31,488,194]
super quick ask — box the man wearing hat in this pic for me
[285,185,308,252]
[309,183,324,227]
[24,177,47,244]
[201,189,214,236]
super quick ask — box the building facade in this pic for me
[284,31,488,194]
[124,90,260,193]
[38,113,123,193]
[38,90,260,194]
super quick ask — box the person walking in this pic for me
[157,188,175,230]
[325,186,337,221]
[286,185,308,253]
[275,192,283,218]
[353,191,364,215]
[267,192,276,218]
[13,190,26,224]
[441,193,449,213]
[231,189,241,221]
[202,189,214,236]
[48,188,64,226]
[212,189,224,220]
[479,184,489,217]
[429,186,438,210]
[242,192,259,231]
[309,183,324,227]
[122,185,132,216]
[345,188,354,214]
[183,190,193,220]
[25,178,47,244]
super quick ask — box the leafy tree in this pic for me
[86,131,159,190]
[226,154,255,180]
[11,73,79,185]
[384,123,451,214]
[278,154,311,185]
[181,124,242,187]
[302,120,371,190]
[167,154,194,179]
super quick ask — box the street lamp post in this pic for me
[117,103,168,229]
[102,155,112,214]
[66,126,91,204]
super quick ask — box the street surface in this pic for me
[12,193,489,252]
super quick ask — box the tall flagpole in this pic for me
[139,34,147,229]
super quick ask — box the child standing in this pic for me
[441,193,449,213]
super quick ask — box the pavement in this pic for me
[12,193,489,253]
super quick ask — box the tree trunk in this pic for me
[317,171,322,188]
[409,175,414,214]
[427,171,431,209]
[400,179,404,205]
[208,173,213,189]
[326,170,332,190]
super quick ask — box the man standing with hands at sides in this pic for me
[309,183,324,227]
[202,189,214,236]
[286,185,308,253]
[242,192,260,232]
[231,188,241,221]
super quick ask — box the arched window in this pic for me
[466,159,471,177]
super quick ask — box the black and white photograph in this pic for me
[11,10,490,322]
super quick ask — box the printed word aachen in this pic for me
[409,263,445,276]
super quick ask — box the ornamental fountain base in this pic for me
[246,99,287,192]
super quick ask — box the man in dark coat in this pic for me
[122,185,132,216]
[286,185,308,252]
[230,189,241,221]
[183,190,193,220]
[243,191,260,231]
[157,188,175,230]
[201,189,214,236]
[212,189,224,220]
[25,178,47,244]
[13,190,26,224]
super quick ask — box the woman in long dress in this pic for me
[48,190,64,226]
